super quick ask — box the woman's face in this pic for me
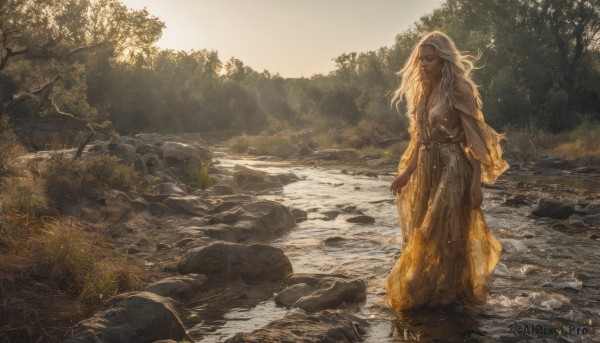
[418,45,443,82]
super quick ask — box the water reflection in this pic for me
[390,305,483,342]
[198,153,599,342]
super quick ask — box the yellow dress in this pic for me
[386,82,509,311]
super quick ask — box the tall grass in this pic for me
[0,177,48,215]
[0,116,27,176]
[44,154,139,209]
[503,123,600,165]
[0,213,143,341]
[228,134,297,158]
[553,122,600,165]
[181,158,213,189]
[37,220,142,303]
[0,149,145,342]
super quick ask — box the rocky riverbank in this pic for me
[13,134,371,342]
[17,134,599,342]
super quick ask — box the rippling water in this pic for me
[196,154,599,343]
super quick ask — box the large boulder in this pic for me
[211,206,244,224]
[238,200,296,236]
[133,133,166,144]
[119,136,141,150]
[346,215,375,224]
[233,165,284,191]
[107,141,138,166]
[531,198,575,219]
[177,242,293,283]
[275,172,300,185]
[225,310,367,343]
[275,273,367,312]
[86,140,137,166]
[137,143,165,158]
[162,141,211,168]
[163,196,211,216]
[156,182,187,196]
[145,274,207,301]
[207,200,296,241]
[64,292,190,343]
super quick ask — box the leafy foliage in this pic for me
[1,0,599,144]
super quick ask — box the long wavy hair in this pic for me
[392,31,482,120]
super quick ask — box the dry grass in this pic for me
[305,120,394,151]
[0,119,27,177]
[44,154,138,211]
[0,149,145,342]
[502,128,555,161]
[0,177,49,215]
[382,141,410,162]
[503,123,600,165]
[340,120,393,149]
[228,134,297,158]
[0,212,143,342]
[553,123,600,165]
[308,130,342,149]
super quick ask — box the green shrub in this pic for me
[181,158,213,190]
[228,135,252,154]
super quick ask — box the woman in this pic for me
[386,31,509,312]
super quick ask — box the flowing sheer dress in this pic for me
[386,82,509,311]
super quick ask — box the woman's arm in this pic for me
[404,143,420,174]
[390,143,420,196]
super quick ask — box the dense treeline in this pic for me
[1,0,599,149]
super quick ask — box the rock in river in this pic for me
[531,198,575,219]
[346,215,375,224]
[64,292,190,343]
[206,200,296,241]
[145,274,207,301]
[163,196,211,216]
[177,242,293,283]
[162,141,212,168]
[225,310,367,343]
[275,273,367,312]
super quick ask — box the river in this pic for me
[193,153,599,343]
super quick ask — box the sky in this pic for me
[119,0,445,78]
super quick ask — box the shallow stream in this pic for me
[193,153,599,343]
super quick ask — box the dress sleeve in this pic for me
[453,83,509,184]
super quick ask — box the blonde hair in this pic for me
[392,31,481,120]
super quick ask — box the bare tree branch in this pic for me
[0,26,30,70]
[66,41,110,57]
[3,75,62,114]
[73,127,95,160]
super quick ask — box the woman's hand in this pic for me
[469,180,483,208]
[390,172,411,196]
